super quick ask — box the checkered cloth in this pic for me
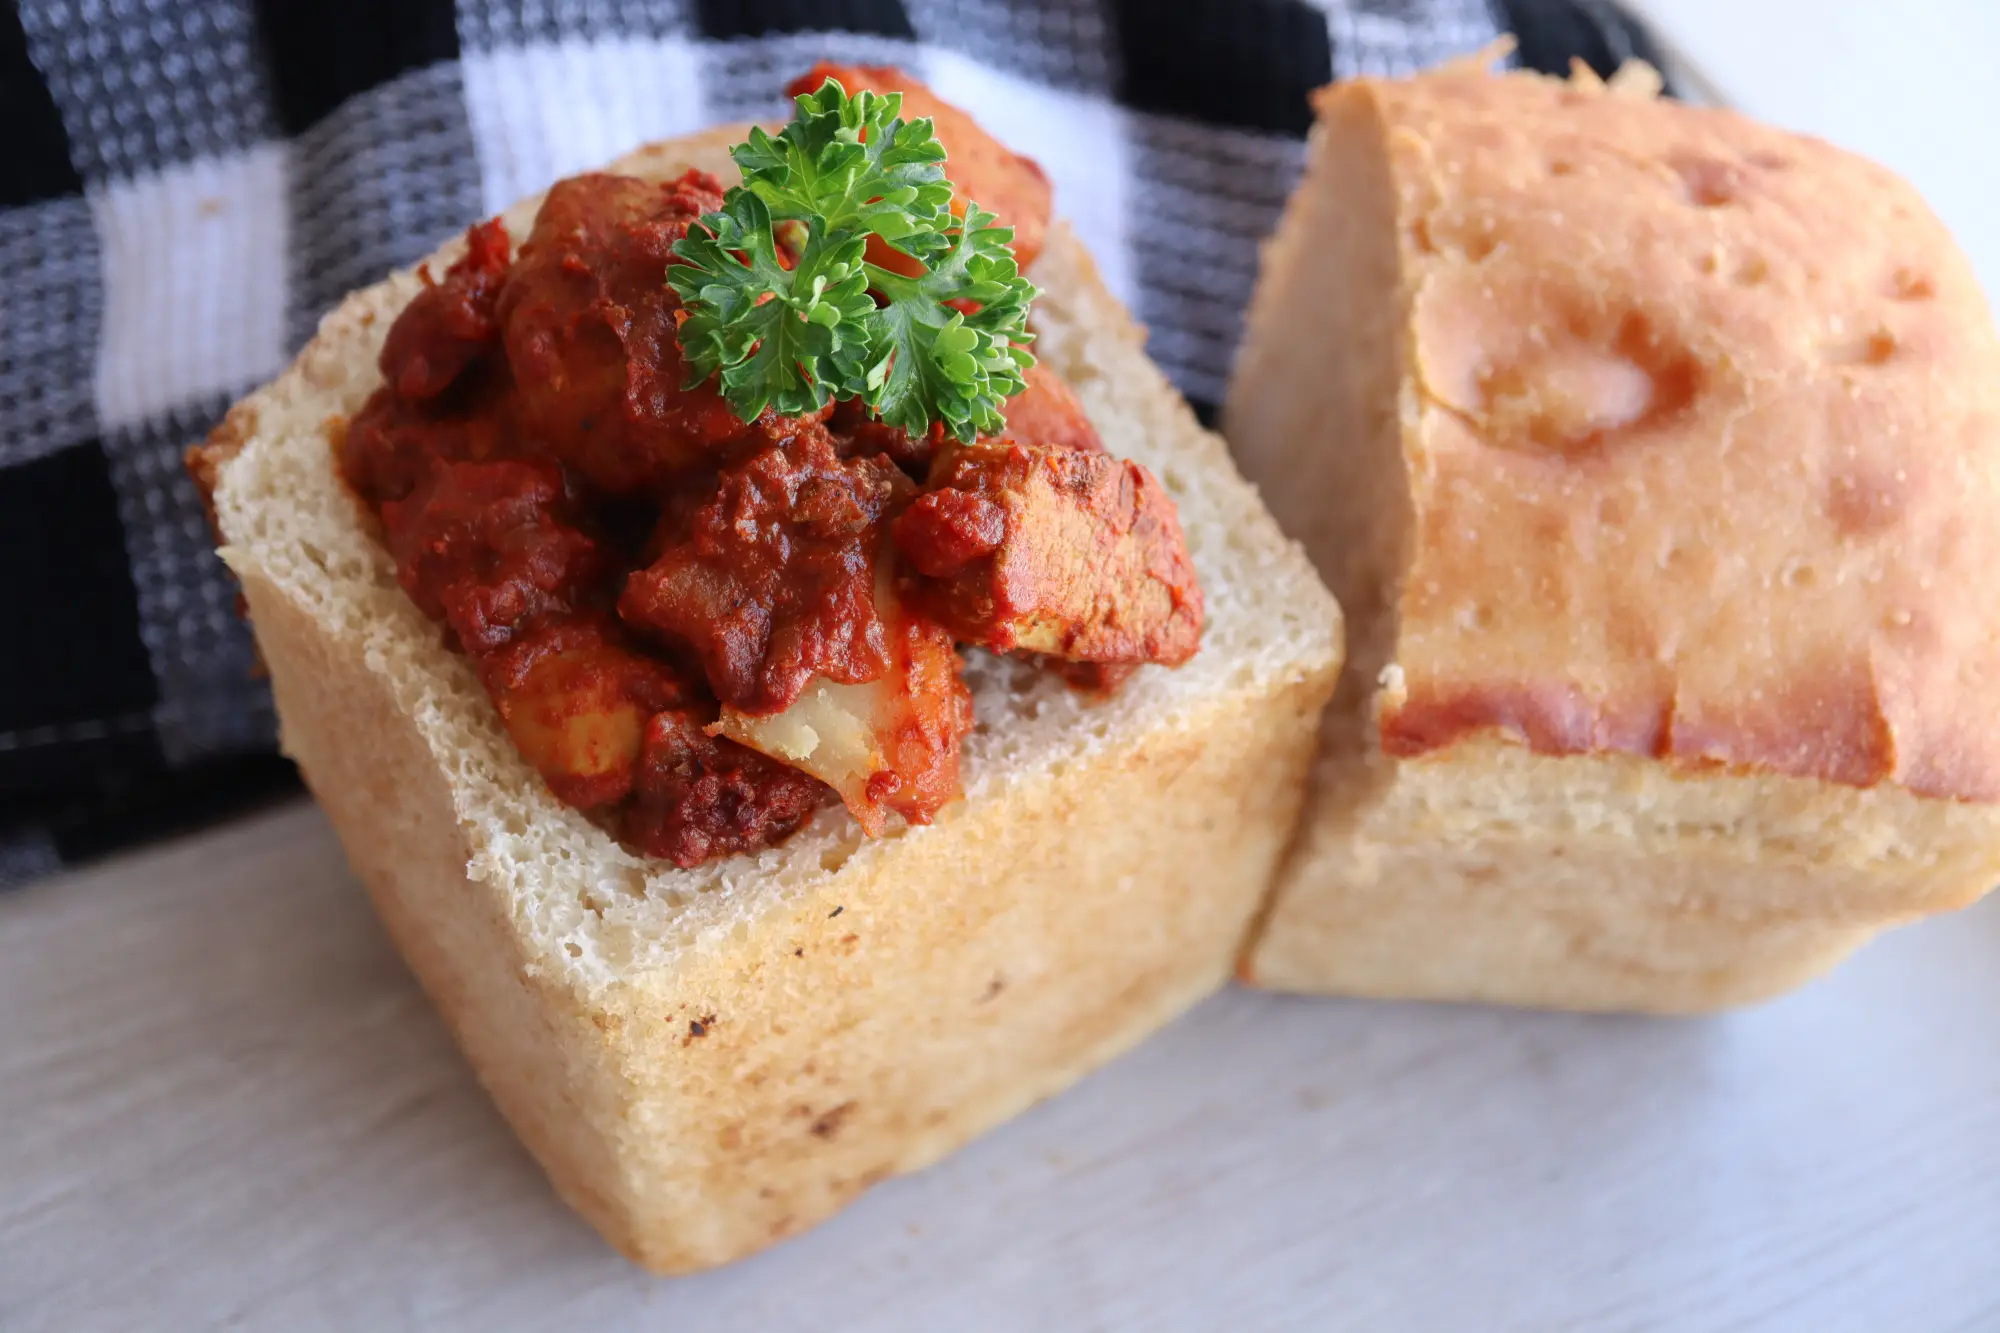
[0,0,1667,886]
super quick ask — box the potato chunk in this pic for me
[478,619,687,810]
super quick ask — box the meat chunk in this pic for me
[893,441,1203,665]
[342,219,520,507]
[342,385,517,507]
[477,617,690,810]
[378,217,512,402]
[618,427,913,714]
[380,459,605,655]
[785,62,1052,274]
[624,709,830,867]
[499,170,797,494]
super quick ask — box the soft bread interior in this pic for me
[1227,82,1412,831]
[211,126,1340,994]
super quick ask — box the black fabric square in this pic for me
[0,4,80,207]
[45,752,301,867]
[1110,0,1331,137]
[254,0,462,135]
[695,0,915,41]
[1498,0,1673,86]
[0,443,157,742]
[0,722,159,805]
[0,829,63,888]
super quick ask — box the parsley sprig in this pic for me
[668,78,1036,443]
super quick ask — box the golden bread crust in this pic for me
[1348,67,2000,801]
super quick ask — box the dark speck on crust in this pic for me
[829,905,844,918]
[811,1101,857,1140]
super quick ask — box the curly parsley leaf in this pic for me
[667,190,875,420]
[730,80,952,263]
[670,77,1037,441]
[860,202,1036,441]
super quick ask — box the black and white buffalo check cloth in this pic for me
[0,0,1667,885]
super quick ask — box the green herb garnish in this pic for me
[668,78,1036,443]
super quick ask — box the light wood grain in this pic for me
[3,799,1998,1330]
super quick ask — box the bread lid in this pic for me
[1354,63,2000,802]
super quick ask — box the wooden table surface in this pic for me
[5,801,1999,1331]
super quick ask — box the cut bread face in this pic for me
[204,125,1341,1271]
[1226,63,2000,1013]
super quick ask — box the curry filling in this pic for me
[339,64,1202,866]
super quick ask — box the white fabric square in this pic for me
[463,35,708,218]
[922,47,1135,310]
[1310,0,1506,79]
[89,144,290,431]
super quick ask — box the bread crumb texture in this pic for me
[207,126,1341,1270]
[1226,65,2000,1012]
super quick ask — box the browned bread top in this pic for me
[1347,63,2000,801]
